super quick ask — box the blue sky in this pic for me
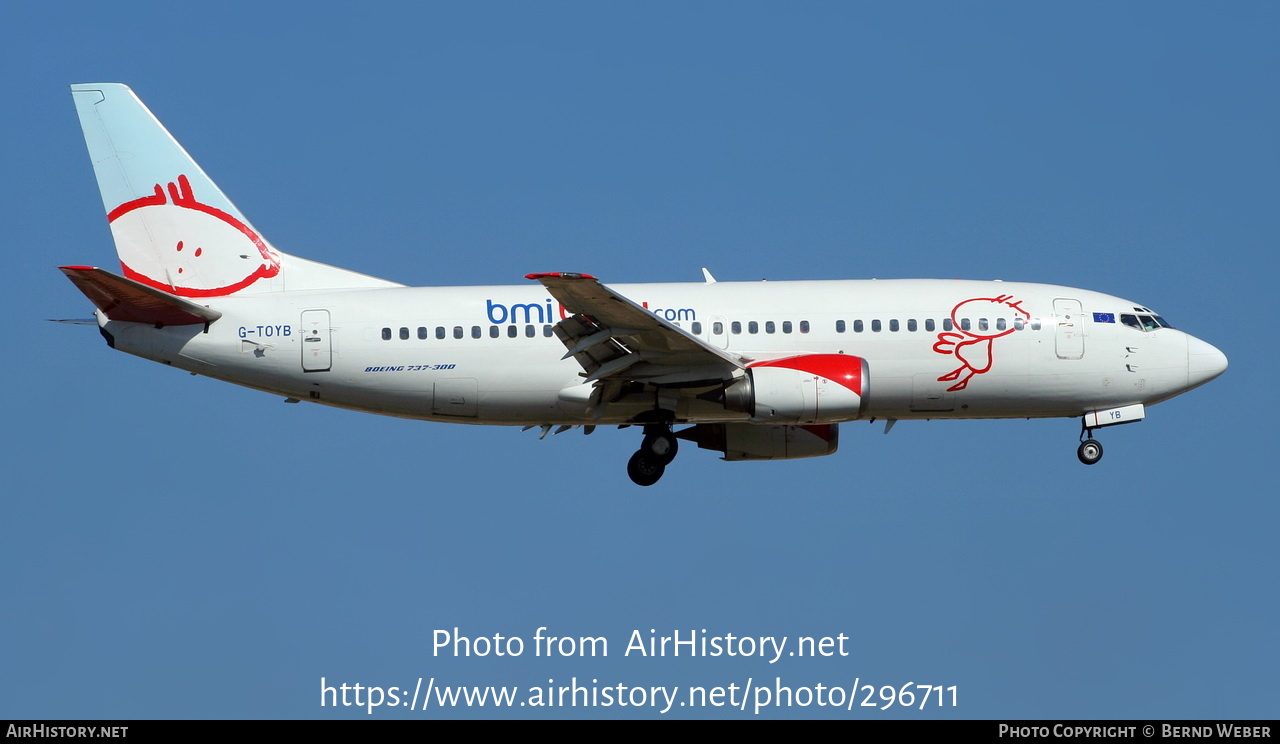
[3,2,1275,719]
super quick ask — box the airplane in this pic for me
[60,83,1229,486]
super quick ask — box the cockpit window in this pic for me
[1122,313,1173,331]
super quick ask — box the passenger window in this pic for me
[926,319,936,332]
[418,326,428,340]
[692,321,703,335]
[889,319,899,332]
[943,319,953,331]
[978,318,988,331]
[854,320,864,333]
[765,321,776,334]
[960,318,971,331]
[748,321,759,334]
[907,319,917,332]
[1030,319,1042,330]
[835,320,845,333]
[381,327,391,341]
[489,326,500,338]
[713,321,723,334]
[436,326,446,340]
[996,318,1006,331]
[543,325,554,337]
[453,326,463,339]
[731,321,742,335]
[399,327,409,340]
[1013,318,1025,331]
[799,320,810,334]
[472,326,481,339]
[507,325,518,338]
[526,325,536,337]
[871,319,882,332]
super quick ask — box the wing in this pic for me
[526,273,743,387]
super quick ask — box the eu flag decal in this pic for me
[1093,312,1116,323]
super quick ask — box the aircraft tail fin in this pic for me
[59,265,222,326]
[70,84,400,297]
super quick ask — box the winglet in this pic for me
[59,266,222,326]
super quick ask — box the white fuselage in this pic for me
[99,278,1218,427]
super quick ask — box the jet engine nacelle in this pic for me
[719,354,869,424]
[677,422,839,461]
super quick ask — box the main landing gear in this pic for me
[626,425,679,486]
[1077,419,1104,465]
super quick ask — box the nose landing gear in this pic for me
[626,425,679,486]
[1077,438,1104,465]
[1077,419,1103,465]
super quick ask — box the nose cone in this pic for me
[1187,335,1228,388]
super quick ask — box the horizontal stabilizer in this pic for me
[59,266,222,326]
